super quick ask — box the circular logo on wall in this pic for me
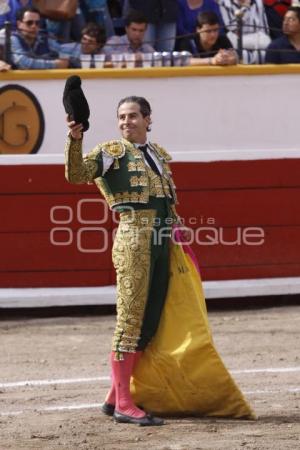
[0,84,45,154]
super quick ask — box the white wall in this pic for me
[3,72,300,155]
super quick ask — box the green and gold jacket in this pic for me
[65,135,178,210]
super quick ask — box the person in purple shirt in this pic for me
[176,0,224,39]
[104,9,154,62]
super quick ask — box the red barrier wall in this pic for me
[1,159,300,288]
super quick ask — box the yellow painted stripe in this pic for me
[1,64,300,81]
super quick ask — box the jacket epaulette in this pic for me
[101,140,126,158]
[150,143,172,161]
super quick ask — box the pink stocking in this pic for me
[112,351,145,418]
[104,351,143,407]
[104,352,116,405]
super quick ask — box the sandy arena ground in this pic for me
[0,305,299,450]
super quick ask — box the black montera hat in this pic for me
[63,76,90,132]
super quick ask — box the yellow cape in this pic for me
[131,243,255,419]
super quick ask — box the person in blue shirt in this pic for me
[265,6,300,63]
[11,7,70,69]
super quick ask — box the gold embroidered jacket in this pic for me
[65,135,178,209]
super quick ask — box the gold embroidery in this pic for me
[138,175,148,186]
[139,189,148,203]
[112,209,156,353]
[136,161,146,171]
[101,140,125,158]
[130,191,140,203]
[64,135,99,184]
[149,142,172,161]
[130,175,149,188]
[127,162,137,172]
[94,177,115,206]
[114,191,129,204]
[163,162,172,174]
[121,139,142,159]
[66,137,177,208]
[83,157,99,178]
[132,148,142,159]
[116,190,149,205]
[146,166,172,199]
[130,176,139,187]
[127,161,147,172]
[86,143,102,159]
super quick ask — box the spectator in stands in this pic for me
[183,11,237,65]
[80,22,106,53]
[11,7,70,69]
[124,0,178,52]
[70,22,108,67]
[265,5,300,62]
[0,0,32,30]
[176,0,224,49]
[263,0,291,39]
[104,9,154,56]
[47,0,115,44]
[80,0,115,38]
[219,0,271,63]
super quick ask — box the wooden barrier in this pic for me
[1,158,299,287]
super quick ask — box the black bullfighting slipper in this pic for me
[113,411,164,426]
[100,402,115,416]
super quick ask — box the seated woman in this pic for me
[182,11,238,66]
[219,0,271,63]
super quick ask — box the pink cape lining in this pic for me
[172,225,201,274]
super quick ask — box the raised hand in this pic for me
[66,115,84,140]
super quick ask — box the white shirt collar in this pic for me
[133,141,148,148]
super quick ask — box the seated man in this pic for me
[104,9,154,60]
[183,11,237,66]
[11,7,70,69]
[70,22,107,68]
[265,5,300,63]
[126,0,178,52]
[176,0,225,40]
[263,0,291,39]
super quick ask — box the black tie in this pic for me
[139,145,160,175]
